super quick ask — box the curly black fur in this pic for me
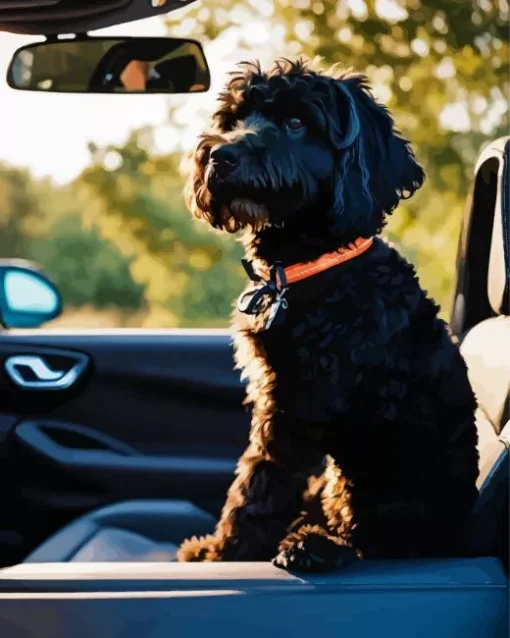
[177,58,479,571]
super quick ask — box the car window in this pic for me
[0,3,507,329]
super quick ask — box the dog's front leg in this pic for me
[177,433,311,562]
[273,456,361,572]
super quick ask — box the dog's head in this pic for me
[184,58,424,241]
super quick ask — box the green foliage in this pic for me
[0,164,42,257]
[0,164,144,314]
[0,1,507,326]
[73,131,244,326]
[29,212,145,311]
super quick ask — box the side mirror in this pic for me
[0,261,63,329]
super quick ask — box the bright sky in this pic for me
[0,14,282,184]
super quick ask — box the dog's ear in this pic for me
[347,76,425,211]
[327,81,361,151]
[328,76,425,238]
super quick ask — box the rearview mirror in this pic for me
[0,261,63,329]
[7,36,210,94]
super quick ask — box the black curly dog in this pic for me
[177,58,479,572]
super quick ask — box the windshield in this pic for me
[0,1,508,329]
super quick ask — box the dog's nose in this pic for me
[210,146,239,179]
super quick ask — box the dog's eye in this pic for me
[285,117,306,133]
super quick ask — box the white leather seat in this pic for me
[459,138,509,487]
[461,317,509,486]
[459,138,509,564]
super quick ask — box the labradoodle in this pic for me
[176,58,479,572]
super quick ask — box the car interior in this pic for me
[0,138,504,571]
[0,2,507,637]
[0,138,506,618]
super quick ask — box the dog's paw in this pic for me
[273,535,359,573]
[176,534,222,562]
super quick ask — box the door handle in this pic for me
[4,354,88,390]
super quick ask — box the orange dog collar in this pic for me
[238,237,374,330]
[284,237,374,284]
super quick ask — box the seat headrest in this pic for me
[474,137,509,316]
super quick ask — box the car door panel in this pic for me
[0,559,507,638]
[0,330,248,563]
[15,420,238,496]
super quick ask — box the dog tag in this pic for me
[265,294,288,330]
[238,260,289,330]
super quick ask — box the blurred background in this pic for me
[0,0,508,328]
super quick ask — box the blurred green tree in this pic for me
[30,212,145,312]
[73,130,244,327]
[0,164,145,317]
[0,164,42,258]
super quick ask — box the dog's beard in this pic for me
[210,182,308,232]
[201,164,272,232]
[222,198,271,232]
